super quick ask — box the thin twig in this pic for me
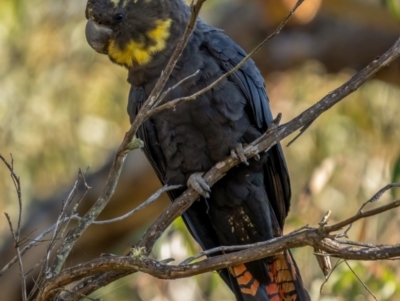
[5,213,27,301]
[180,244,264,265]
[147,0,207,109]
[58,289,101,301]
[59,168,92,240]
[0,154,23,242]
[46,167,91,271]
[325,199,400,233]
[147,0,304,118]
[340,183,400,237]
[0,223,60,277]
[0,185,176,277]
[336,240,390,248]
[344,260,377,301]
[180,224,311,265]
[157,70,200,105]
[286,120,314,147]
[1,154,27,301]
[92,185,181,225]
[320,259,345,294]
[26,258,45,277]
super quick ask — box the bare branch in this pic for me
[340,183,400,237]
[0,184,177,278]
[344,261,377,301]
[157,70,200,105]
[92,185,181,225]
[46,167,91,271]
[147,0,207,109]
[37,226,400,301]
[147,0,304,118]
[325,199,400,233]
[58,289,101,301]
[37,185,400,301]
[320,259,345,293]
[0,154,23,241]
[4,213,27,301]
[0,222,61,277]
[0,154,27,301]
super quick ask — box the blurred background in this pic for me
[1,0,400,300]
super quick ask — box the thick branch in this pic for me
[37,198,400,300]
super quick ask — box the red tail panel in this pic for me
[229,252,310,301]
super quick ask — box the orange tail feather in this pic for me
[229,252,310,301]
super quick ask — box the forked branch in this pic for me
[38,194,400,301]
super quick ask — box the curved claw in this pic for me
[231,143,249,166]
[187,172,211,198]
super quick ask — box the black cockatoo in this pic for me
[84,0,310,300]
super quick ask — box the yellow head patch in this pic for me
[108,18,172,67]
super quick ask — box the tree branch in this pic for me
[0,154,27,301]
[37,195,400,301]
[147,0,304,118]
[91,185,181,225]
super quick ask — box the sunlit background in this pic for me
[1,0,400,300]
